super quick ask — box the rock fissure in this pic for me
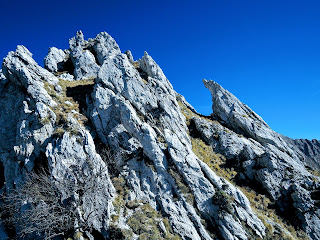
[0,31,318,240]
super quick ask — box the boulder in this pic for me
[125,50,134,63]
[44,47,68,72]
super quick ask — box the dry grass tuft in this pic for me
[178,98,309,240]
[43,78,94,131]
[109,176,181,240]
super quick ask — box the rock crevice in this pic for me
[0,31,318,240]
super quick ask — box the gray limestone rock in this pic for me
[92,32,121,65]
[282,135,320,170]
[69,30,86,49]
[1,45,57,191]
[176,92,199,115]
[44,47,68,72]
[58,72,75,81]
[69,32,100,80]
[200,79,320,239]
[2,45,58,106]
[67,31,122,80]
[125,50,134,63]
[139,51,174,93]
[88,49,266,239]
[1,31,319,240]
[0,43,115,238]
[45,118,115,232]
[70,46,99,80]
[203,79,289,151]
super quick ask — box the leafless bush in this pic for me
[98,145,124,175]
[1,170,74,239]
[1,148,116,239]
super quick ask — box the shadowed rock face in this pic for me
[0,31,319,240]
[282,135,320,170]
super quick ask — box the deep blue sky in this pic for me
[1,0,320,139]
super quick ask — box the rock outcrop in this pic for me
[88,49,266,240]
[44,47,68,73]
[282,136,320,170]
[0,39,114,239]
[0,31,319,240]
[44,30,121,81]
[200,79,320,239]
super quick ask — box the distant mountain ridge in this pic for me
[282,136,320,170]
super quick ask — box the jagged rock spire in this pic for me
[0,31,319,240]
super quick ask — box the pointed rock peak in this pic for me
[69,30,85,49]
[76,30,84,41]
[202,79,221,91]
[16,45,33,58]
[125,50,134,63]
[2,45,37,84]
[138,51,175,94]
[139,51,164,79]
[3,45,35,67]
[93,31,121,64]
[203,79,287,148]
[44,47,68,72]
[2,45,58,106]
[95,31,112,40]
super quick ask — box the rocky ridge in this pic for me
[0,31,319,240]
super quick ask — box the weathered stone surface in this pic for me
[45,118,115,232]
[2,45,58,106]
[176,92,199,114]
[69,30,86,49]
[139,51,174,93]
[69,32,100,80]
[1,31,319,240]
[89,49,266,239]
[1,46,57,191]
[203,79,289,150]
[201,79,320,239]
[125,50,134,63]
[92,32,121,65]
[44,47,67,72]
[283,135,320,170]
[0,43,115,238]
[70,46,99,80]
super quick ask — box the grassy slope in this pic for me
[178,99,308,240]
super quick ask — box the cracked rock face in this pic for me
[0,38,114,239]
[88,47,266,239]
[44,47,68,73]
[202,79,320,239]
[0,31,319,240]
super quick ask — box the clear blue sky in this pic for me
[1,0,319,140]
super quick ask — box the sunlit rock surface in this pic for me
[0,31,319,240]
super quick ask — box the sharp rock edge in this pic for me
[0,31,318,240]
